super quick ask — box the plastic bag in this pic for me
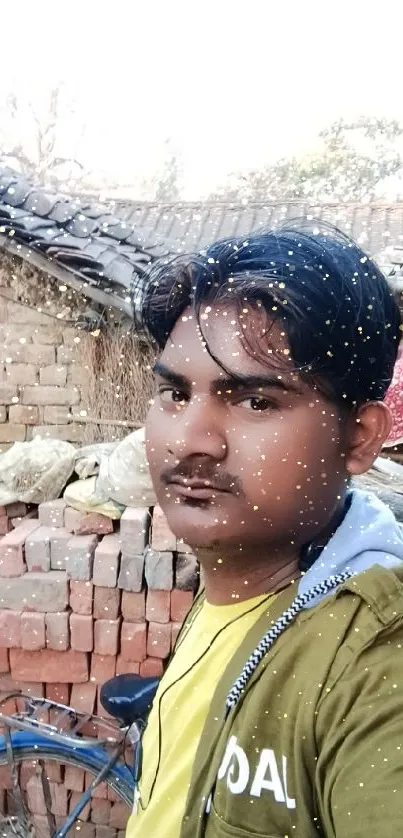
[64,476,124,520]
[74,441,118,479]
[0,438,76,505]
[96,426,157,508]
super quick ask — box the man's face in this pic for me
[146,304,349,552]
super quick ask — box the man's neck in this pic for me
[197,547,301,605]
[196,494,349,605]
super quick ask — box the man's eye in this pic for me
[238,396,273,412]
[159,388,188,405]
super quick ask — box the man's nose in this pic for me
[168,397,227,461]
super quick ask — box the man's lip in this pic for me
[166,479,231,499]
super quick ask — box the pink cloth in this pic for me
[384,357,403,446]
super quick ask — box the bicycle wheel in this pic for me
[0,731,134,838]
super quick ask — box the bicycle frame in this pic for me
[0,692,136,838]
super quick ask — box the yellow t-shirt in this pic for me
[126,591,277,838]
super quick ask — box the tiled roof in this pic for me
[114,198,403,261]
[2,164,403,323]
[0,167,174,317]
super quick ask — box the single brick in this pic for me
[38,499,66,528]
[5,502,27,518]
[0,609,21,647]
[64,506,85,533]
[176,539,194,553]
[93,535,120,587]
[26,775,47,814]
[69,791,90,821]
[50,528,71,570]
[79,825,96,838]
[93,587,121,620]
[171,589,194,622]
[44,760,62,782]
[0,519,40,577]
[10,649,88,683]
[140,657,164,678]
[94,618,120,656]
[57,345,78,364]
[115,657,140,676]
[46,683,70,705]
[43,405,72,425]
[77,514,114,536]
[63,328,80,346]
[50,781,68,816]
[70,580,93,615]
[146,590,170,624]
[151,506,176,551]
[69,365,87,386]
[0,517,11,536]
[0,646,9,672]
[32,327,63,345]
[0,571,67,612]
[46,612,69,651]
[65,766,85,792]
[120,622,147,663]
[7,304,54,327]
[8,404,39,425]
[175,553,199,591]
[121,591,145,623]
[21,612,45,651]
[144,548,173,591]
[40,365,67,387]
[25,526,52,572]
[6,363,37,385]
[109,803,129,830]
[91,780,108,800]
[70,613,93,652]
[21,385,80,406]
[95,827,116,838]
[147,622,172,660]
[119,508,150,555]
[0,424,26,443]
[70,682,97,714]
[117,554,144,592]
[172,618,185,647]
[0,384,18,404]
[67,534,98,580]
[90,654,116,685]
[91,799,111,825]
[32,424,84,443]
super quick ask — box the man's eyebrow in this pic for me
[154,361,302,395]
[153,361,190,390]
[212,373,303,395]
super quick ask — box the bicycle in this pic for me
[0,673,159,838]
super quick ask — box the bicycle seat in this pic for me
[100,673,160,725]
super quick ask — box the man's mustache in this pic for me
[160,463,243,495]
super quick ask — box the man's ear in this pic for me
[345,402,392,476]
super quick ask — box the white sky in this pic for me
[2,0,403,198]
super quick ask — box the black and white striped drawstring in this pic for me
[225,569,354,716]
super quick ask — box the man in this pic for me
[127,223,403,838]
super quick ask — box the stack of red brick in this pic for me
[0,499,198,713]
[0,756,130,838]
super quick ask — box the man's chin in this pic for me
[162,500,235,551]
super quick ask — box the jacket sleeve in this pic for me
[315,620,403,838]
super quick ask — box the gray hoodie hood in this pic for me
[299,488,403,603]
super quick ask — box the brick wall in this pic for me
[0,500,198,830]
[0,282,88,450]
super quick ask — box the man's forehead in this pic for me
[160,306,299,384]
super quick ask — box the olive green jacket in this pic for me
[177,565,403,838]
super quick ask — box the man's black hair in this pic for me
[139,221,402,408]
